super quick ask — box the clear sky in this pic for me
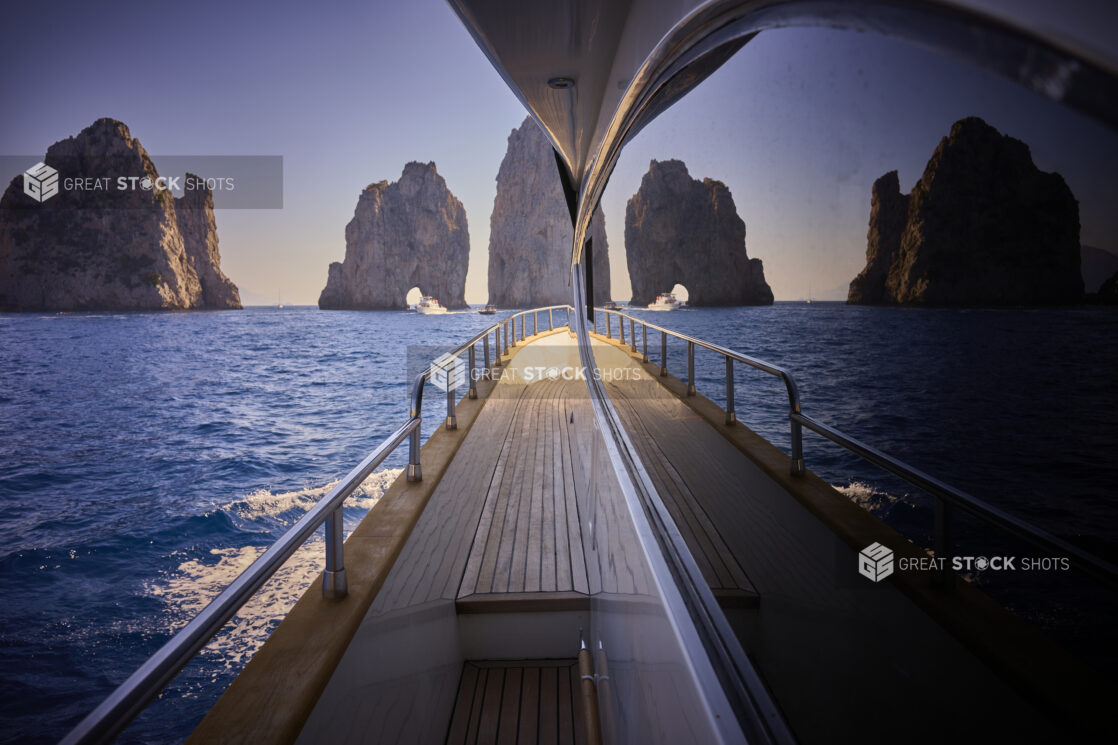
[3,0,1116,304]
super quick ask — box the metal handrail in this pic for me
[595,307,804,473]
[592,306,1118,591]
[60,304,572,745]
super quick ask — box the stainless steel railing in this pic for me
[592,306,1118,591]
[60,304,572,745]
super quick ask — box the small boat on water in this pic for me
[603,300,621,310]
[478,304,497,315]
[647,292,682,311]
[414,296,447,314]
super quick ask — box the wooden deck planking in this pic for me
[611,386,757,596]
[446,661,582,745]
[460,381,589,600]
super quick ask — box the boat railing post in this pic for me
[322,507,347,599]
[446,357,458,430]
[619,314,625,345]
[507,320,513,349]
[483,334,491,373]
[548,308,554,330]
[468,344,478,400]
[790,416,804,476]
[642,324,648,362]
[660,331,667,376]
[686,341,695,396]
[933,499,955,590]
[629,319,636,352]
[533,310,538,336]
[407,426,421,482]
[725,356,736,425]
[521,314,526,341]
[606,311,612,339]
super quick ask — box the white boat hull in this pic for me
[416,306,447,315]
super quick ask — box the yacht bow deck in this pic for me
[198,326,1080,745]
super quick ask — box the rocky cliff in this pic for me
[848,117,1082,306]
[319,162,469,310]
[0,118,241,311]
[488,117,610,307]
[625,160,772,306]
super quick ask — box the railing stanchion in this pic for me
[606,312,612,339]
[407,426,421,482]
[790,416,804,476]
[445,357,458,430]
[548,308,554,330]
[322,508,347,599]
[619,314,625,345]
[483,334,491,373]
[630,319,636,352]
[468,345,478,400]
[725,356,736,425]
[642,324,648,362]
[660,331,667,376]
[687,341,695,396]
[933,499,956,590]
[533,311,538,336]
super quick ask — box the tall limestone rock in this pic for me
[175,174,241,309]
[319,162,468,310]
[488,118,610,307]
[0,118,241,311]
[626,159,772,306]
[848,117,1082,306]
[848,171,909,305]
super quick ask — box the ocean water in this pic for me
[1,303,1116,743]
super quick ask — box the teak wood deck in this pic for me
[387,333,760,612]
[446,660,585,745]
[288,329,1078,745]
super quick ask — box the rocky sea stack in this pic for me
[626,160,772,306]
[319,162,468,310]
[0,118,240,311]
[848,117,1082,306]
[488,117,610,307]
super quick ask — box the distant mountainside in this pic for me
[1081,245,1118,293]
[848,117,1082,306]
[626,159,772,307]
[488,117,610,307]
[319,162,468,310]
[0,118,240,311]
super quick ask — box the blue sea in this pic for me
[1,303,1116,744]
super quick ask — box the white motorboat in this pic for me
[647,292,682,310]
[414,296,447,314]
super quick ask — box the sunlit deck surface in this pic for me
[292,330,1065,745]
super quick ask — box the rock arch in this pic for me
[319,162,469,310]
[626,159,772,307]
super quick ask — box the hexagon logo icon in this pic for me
[23,162,59,203]
[858,542,894,582]
[430,352,467,392]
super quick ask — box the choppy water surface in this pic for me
[0,303,1115,743]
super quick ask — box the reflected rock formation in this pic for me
[849,117,1082,306]
[626,159,772,307]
